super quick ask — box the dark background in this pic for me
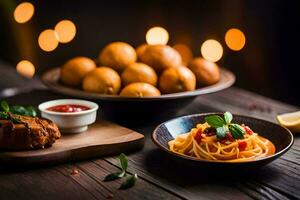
[0,0,299,106]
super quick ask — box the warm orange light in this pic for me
[173,44,193,66]
[55,20,76,43]
[225,28,246,51]
[13,2,35,23]
[201,39,223,62]
[146,26,169,45]
[16,60,35,78]
[38,29,59,52]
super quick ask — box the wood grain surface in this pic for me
[0,87,299,200]
[0,121,144,165]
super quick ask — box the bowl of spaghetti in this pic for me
[152,112,293,167]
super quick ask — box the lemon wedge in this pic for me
[277,111,300,133]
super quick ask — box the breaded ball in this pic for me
[136,44,148,61]
[61,57,96,87]
[98,42,137,72]
[121,62,157,86]
[159,66,196,94]
[139,45,182,73]
[82,67,121,95]
[188,57,220,86]
[120,82,161,97]
[173,44,193,66]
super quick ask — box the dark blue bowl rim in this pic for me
[151,112,294,164]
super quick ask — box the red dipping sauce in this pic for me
[47,104,90,113]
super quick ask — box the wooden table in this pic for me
[0,87,299,200]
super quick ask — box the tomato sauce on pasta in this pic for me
[169,123,275,162]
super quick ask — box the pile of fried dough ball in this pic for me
[60,42,220,97]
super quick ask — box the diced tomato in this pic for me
[220,132,234,144]
[194,129,202,144]
[204,127,216,136]
[225,132,234,141]
[244,126,253,135]
[238,141,247,151]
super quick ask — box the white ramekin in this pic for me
[38,99,99,133]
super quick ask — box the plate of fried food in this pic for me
[42,42,235,118]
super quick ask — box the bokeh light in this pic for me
[54,20,77,43]
[201,39,223,62]
[38,29,59,52]
[225,28,246,51]
[146,26,169,45]
[173,44,193,66]
[16,60,35,78]
[14,2,35,23]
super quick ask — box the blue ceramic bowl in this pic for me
[152,113,294,168]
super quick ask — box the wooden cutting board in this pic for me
[0,120,144,165]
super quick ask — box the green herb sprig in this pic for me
[0,100,37,117]
[104,153,138,190]
[119,174,138,190]
[0,108,21,124]
[205,112,245,139]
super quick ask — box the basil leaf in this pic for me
[0,100,9,112]
[205,115,225,128]
[119,174,138,190]
[229,124,244,139]
[10,105,27,115]
[0,112,9,119]
[119,153,128,171]
[216,125,227,139]
[224,112,233,124]
[0,112,21,123]
[26,106,37,117]
[104,171,125,181]
[231,124,245,135]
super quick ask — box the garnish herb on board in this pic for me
[0,100,9,112]
[0,100,37,117]
[104,153,138,190]
[0,108,21,124]
[205,112,246,139]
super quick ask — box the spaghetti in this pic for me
[169,121,275,162]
